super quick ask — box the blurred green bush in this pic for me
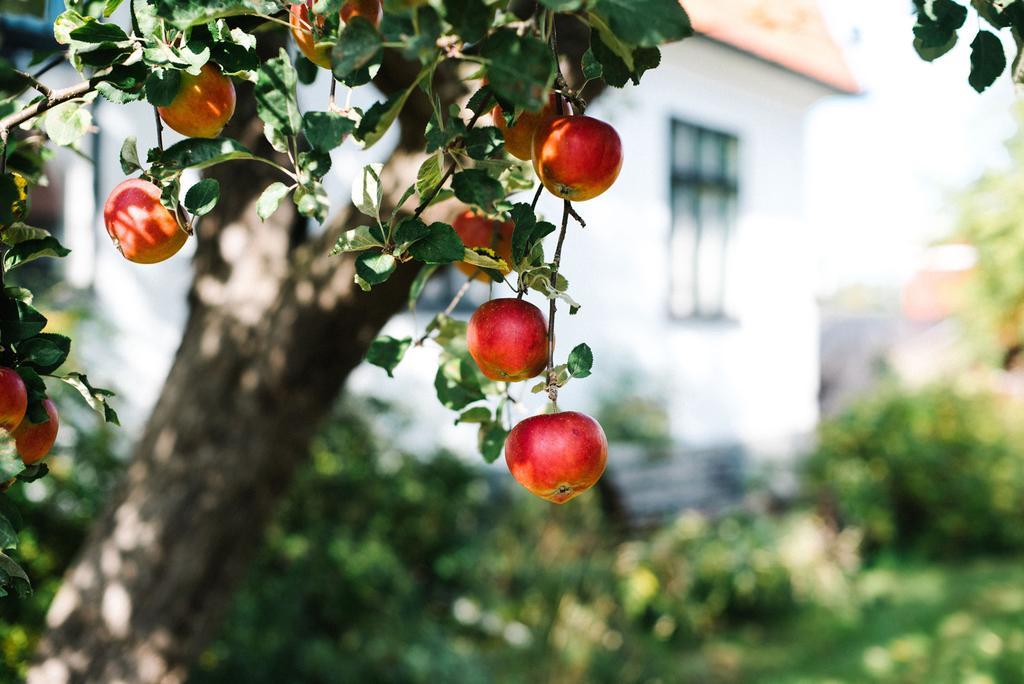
[806,383,1024,559]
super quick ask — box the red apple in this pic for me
[492,94,558,161]
[452,210,514,280]
[104,178,188,264]
[290,0,383,70]
[532,115,623,201]
[0,367,27,432]
[13,398,58,465]
[467,298,548,382]
[505,411,608,504]
[157,64,236,139]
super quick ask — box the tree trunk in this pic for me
[26,42,453,684]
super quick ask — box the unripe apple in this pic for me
[104,178,188,264]
[157,64,236,139]
[467,298,548,382]
[290,0,383,70]
[452,210,514,280]
[0,368,27,432]
[13,398,58,465]
[532,115,623,201]
[492,94,558,161]
[505,410,608,504]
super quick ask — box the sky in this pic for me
[808,0,1018,296]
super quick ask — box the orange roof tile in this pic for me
[684,0,860,94]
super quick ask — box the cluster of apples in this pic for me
[104,63,236,265]
[448,88,623,504]
[101,0,370,266]
[0,368,60,466]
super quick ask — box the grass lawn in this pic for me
[677,558,1024,683]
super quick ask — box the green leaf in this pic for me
[298,151,331,180]
[16,366,47,424]
[184,178,220,216]
[456,406,491,424]
[366,336,412,377]
[0,512,17,550]
[591,0,692,47]
[509,203,556,265]
[481,29,555,110]
[332,226,386,254]
[352,163,384,219]
[538,0,582,8]
[434,358,485,410]
[331,16,382,81]
[119,136,142,175]
[16,463,48,483]
[407,222,465,264]
[0,299,47,343]
[356,80,421,149]
[913,0,968,61]
[969,30,1006,92]
[408,263,438,308]
[17,334,71,374]
[567,342,593,378]
[478,421,508,463]
[1,225,49,246]
[295,182,330,222]
[393,216,431,251]
[295,55,319,85]
[464,126,504,160]
[355,252,397,287]
[44,101,93,147]
[443,0,492,44]
[152,0,280,29]
[415,153,444,199]
[152,137,256,171]
[256,182,292,221]
[145,68,181,107]
[582,48,603,80]
[302,111,356,152]
[0,552,31,598]
[58,373,119,425]
[452,169,504,213]
[3,237,70,271]
[255,49,302,153]
[0,175,21,225]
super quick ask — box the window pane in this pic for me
[699,131,725,179]
[695,188,730,316]
[672,123,697,174]
[723,136,739,184]
[670,185,698,318]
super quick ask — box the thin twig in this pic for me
[531,182,543,210]
[566,203,586,228]
[411,92,493,219]
[545,200,571,403]
[415,274,475,345]
[0,78,97,136]
[14,70,53,100]
[329,78,338,111]
[153,106,165,150]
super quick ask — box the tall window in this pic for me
[669,120,739,320]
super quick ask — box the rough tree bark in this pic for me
[25,39,461,684]
[27,13,593,683]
